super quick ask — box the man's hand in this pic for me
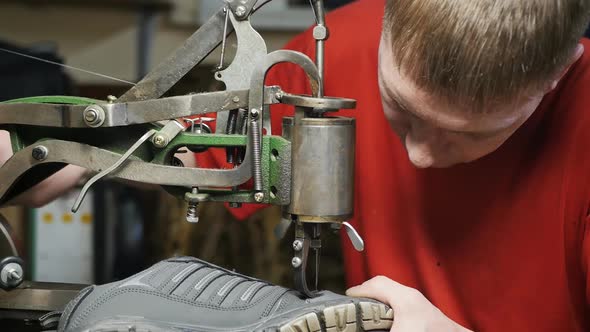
[1,130,88,207]
[346,276,473,332]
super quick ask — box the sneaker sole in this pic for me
[278,301,393,332]
[77,301,393,332]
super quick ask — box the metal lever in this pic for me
[292,222,321,298]
[71,129,157,212]
[342,221,364,251]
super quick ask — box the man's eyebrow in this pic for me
[380,74,514,136]
[380,75,421,117]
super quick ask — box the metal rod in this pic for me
[71,129,157,212]
[218,7,230,70]
[310,0,327,97]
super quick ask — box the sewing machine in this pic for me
[0,0,363,327]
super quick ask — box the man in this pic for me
[233,0,590,330]
[3,0,590,330]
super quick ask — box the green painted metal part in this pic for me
[155,132,291,205]
[1,95,102,105]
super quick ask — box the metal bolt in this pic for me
[83,105,105,127]
[292,240,303,251]
[291,257,302,268]
[185,187,202,223]
[186,211,199,223]
[1,262,23,289]
[84,109,98,123]
[107,95,117,103]
[232,96,240,103]
[250,108,259,118]
[253,192,264,202]
[274,92,283,101]
[235,5,247,17]
[32,146,48,161]
[229,202,242,208]
[8,269,21,281]
[153,134,168,148]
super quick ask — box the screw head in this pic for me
[292,240,303,251]
[235,5,247,17]
[107,95,117,103]
[32,146,48,161]
[253,192,264,202]
[153,134,168,148]
[232,96,240,103]
[313,25,329,40]
[291,257,302,268]
[250,108,260,118]
[84,110,98,122]
[229,202,242,208]
[83,105,105,127]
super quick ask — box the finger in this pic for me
[345,276,403,305]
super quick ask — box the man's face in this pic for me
[377,37,543,168]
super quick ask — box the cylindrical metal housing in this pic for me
[282,116,355,223]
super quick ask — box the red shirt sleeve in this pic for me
[195,30,316,220]
[583,216,590,307]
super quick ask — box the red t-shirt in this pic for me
[199,0,590,330]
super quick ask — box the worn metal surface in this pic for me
[279,93,356,110]
[0,139,250,194]
[283,117,355,222]
[0,90,279,128]
[0,88,284,128]
[0,281,85,313]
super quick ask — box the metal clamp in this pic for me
[293,222,321,298]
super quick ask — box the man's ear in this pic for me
[547,43,585,92]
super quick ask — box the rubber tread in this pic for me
[80,301,393,332]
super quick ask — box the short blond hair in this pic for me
[383,0,590,108]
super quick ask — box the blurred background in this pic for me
[0,0,355,294]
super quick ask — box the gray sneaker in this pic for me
[57,257,393,332]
